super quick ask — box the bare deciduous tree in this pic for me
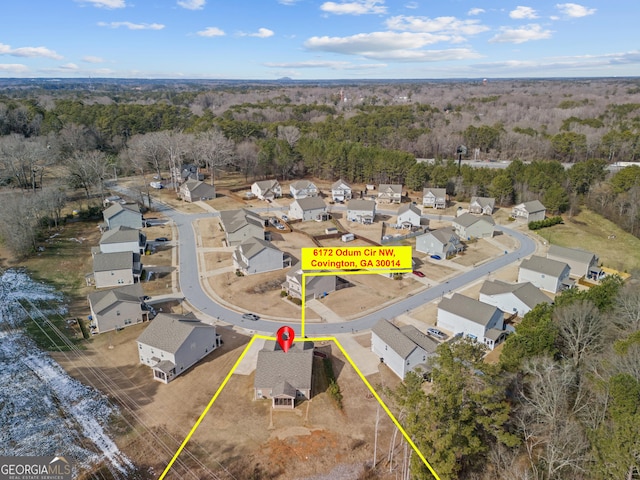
[235,140,258,181]
[0,134,51,190]
[555,300,603,368]
[64,150,111,202]
[277,125,301,149]
[194,129,234,185]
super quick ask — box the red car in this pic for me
[412,270,426,278]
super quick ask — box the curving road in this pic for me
[152,200,536,337]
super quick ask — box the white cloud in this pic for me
[278,0,299,4]
[385,15,490,36]
[75,0,126,8]
[59,63,79,70]
[98,21,165,30]
[196,27,226,37]
[238,28,275,38]
[556,3,596,18]
[468,8,485,16]
[0,43,63,59]
[320,0,386,15]
[177,0,205,10]
[82,56,105,63]
[510,6,538,19]
[405,2,418,9]
[304,32,481,62]
[264,60,386,70]
[0,64,29,73]
[489,24,553,43]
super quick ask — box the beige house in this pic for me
[423,188,447,209]
[87,283,148,334]
[452,213,495,239]
[331,179,352,202]
[219,209,265,246]
[254,340,314,409]
[347,199,376,224]
[288,197,328,221]
[91,251,142,289]
[289,180,319,199]
[251,179,282,200]
[137,313,221,384]
[469,196,495,215]
[282,262,347,299]
[179,179,216,202]
[512,200,546,222]
[378,184,403,204]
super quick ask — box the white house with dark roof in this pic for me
[91,251,142,289]
[423,188,447,209]
[546,245,601,279]
[371,319,438,379]
[232,237,289,275]
[137,313,221,384]
[396,203,423,228]
[469,196,495,215]
[98,226,146,254]
[518,255,572,293]
[102,203,143,230]
[289,197,328,221]
[512,200,546,222]
[179,179,216,202]
[282,262,348,300]
[218,209,265,246]
[479,280,552,317]
[251,179,282,201]
[87,283,148,334]
[331,179,352,202]
[452,213,495,239]
[416,227,463,258]
[289,180,318,199]
[254,340,314,409]
[437,293,507,350]
[347,199,376,224]
[377,184,403,204]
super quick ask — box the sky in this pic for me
[0,0,638,80]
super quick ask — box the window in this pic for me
[116,311,120,316]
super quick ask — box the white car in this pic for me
[427,328,446,340]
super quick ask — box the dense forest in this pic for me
[0,78,639,479]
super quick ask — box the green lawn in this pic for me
[536,209,640,273]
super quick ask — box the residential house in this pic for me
[377,184,403,204]
[98,226,146,254]
[288,180,318,199]
[451,213,495,239]
[512,200,546,222]
[87,283,148,334]
[479,280,552,317]
[518,255,572,293]
[179,179,215,203]
[331,179,352,202]
[233,237,289,275]
[180,164,204,182]
[103,203,143,230]
[347,199,376,224]
[92,251,142,289]
[546,245,601,279]
[254,340,314,409]
[251,179,282,201]
[289,197,328,222]
[415,227,463,258]
[437,293,507,350]
[423,188,447,209]
[371,319,438,380]
[282,262,346,300]
[396,203,423,228]
[218,209,265,246]
[137,313,221,384]
[469,196,496,215]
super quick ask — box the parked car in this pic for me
[281,215,288,222]
[427,328,446,340]
[430,254,442,260]
[242,313,260,321]
[412,270,426,278]
[154,237,169,242]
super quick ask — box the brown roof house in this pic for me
[437,293,507,350]
[371,319,438,380]
[87,283,149,334]
[137,313,221,384]
[90,251,142,289]
[179,179,215,202]
[254,340,314,409]
[377,184,403,204]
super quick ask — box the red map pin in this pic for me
[276,326,295,353]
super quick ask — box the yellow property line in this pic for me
[161,267,439,479]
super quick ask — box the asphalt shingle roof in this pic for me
[103,203,140,220]
[137,313,215,355]
[438,293,501,327]
[520,255,569,277]
[347,199,375,211]
[254,341,314,391]
[294,197,326,211]
[87,283,144,314]
[453,212,495,228]
[372,319,419,359]
[480,280,552,310]
[237,237,281,260]
[219,209,264,233]
[547,245,596,264]
[100,226,141,245]
[93,251,134,272]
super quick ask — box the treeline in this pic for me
[390,276,640,480]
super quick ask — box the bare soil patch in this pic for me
[452,239,502,267]
[195,217,225,248]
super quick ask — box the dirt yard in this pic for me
[451,238,502,267]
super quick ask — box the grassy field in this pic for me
[536,209,640,273]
